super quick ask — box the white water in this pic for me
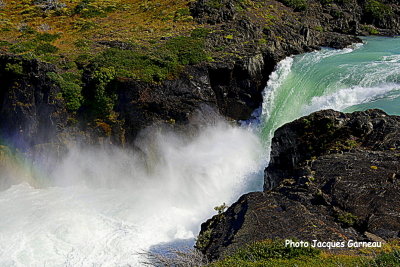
[2,37,400,266]
[303,83,400,114]
[261,38,400,144]
[0,115,263,266]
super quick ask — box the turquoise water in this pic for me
[261,37,400,142]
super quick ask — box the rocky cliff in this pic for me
[0,54,67,150]
[197,109,400,260]
[2,0,400,150]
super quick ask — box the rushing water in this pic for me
[0,37,399,266]
[261,36,400,143]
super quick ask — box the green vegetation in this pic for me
[196,228,212,251]
[280,0,307,11]
[47,72,83,112]
[315,25,324,32]
[318,0,349,5]
[370,249,400,266]
[362,25,380,35]
[93,34,208,83]
[0,0,206,74]
[227,240,320,261]
[74,0,119,18]
[90,67,116,118]
[329,139,359,152]
[9,41,37,54]
[214,203,228,215]
[4,62,24,75]
[191,28,212,38]
[0,0,214,121]
[8,32,61,55]
[209,240,400,267]
[35,43,59,54]
[35,32,61,42]
[205,0,225,9]
[336,211,358,227]
[209,240,323,267]
[166,35,208,65]
[365,0,392,20]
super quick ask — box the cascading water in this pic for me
[0,116,264,266]
[261,36,400,145]
[0,36,399,266]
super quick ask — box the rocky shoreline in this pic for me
[197,109,400,261]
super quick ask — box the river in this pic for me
[0,37,399,266]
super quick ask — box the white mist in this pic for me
[0,115,263,266]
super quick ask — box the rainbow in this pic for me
[0,143,45,189]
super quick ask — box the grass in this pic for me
[208,240,400,267]
[279,0,307,11]
[91,33,208,82]
[0,0,215,86]
[365,0,392,21]
[0,0,200,68]
[0,0,197,44]
[0,0,289,82]
[0,0,216,121]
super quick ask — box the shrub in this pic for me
[196,229,212,251]
[371,249,400,266]
[93,35,208,83]
[165,36,207,65]
[5,62,24,75]
[47,72,83,112]
[35,43,59,54]
[74,53,94,67]
[9,41,37,53]
[191,28,212,38]
[74,0,118,18]
[229,240,320,262]
[0,40,11,47]
[362,25,379,35]
[280,0,307,11]
[365,0,392,20]
[73,19,96,31]
[214,203,228,215]
[94,48,171,82]
[205,0,224,9]
[174,7,192,21]
[89,67,117,118]
[18,24,36,34]
[35,32,60,42]
[336,211,358,227]
[74,39,92,48]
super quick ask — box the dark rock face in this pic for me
[265,109,400,190]
[188,0,400,125]
[189,0,373,121]
[2,0,400,149]
[197,109,400,261]
[112,65,217,144]
[191,0,240,24]
[0,55,67,150]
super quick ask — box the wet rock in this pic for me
[0,54,67,150]
[197,109,400,260]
